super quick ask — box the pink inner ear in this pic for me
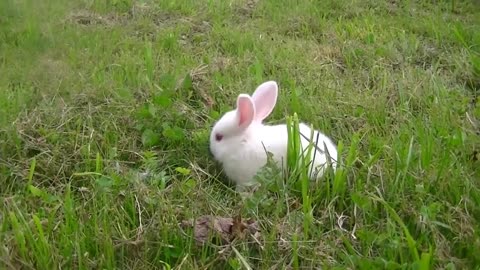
[251,81,278,122]
[237,95,254,128]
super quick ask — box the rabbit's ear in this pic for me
[251,81,278,122]
[236,94,255,129]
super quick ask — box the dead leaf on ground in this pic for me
[181,214,261,245]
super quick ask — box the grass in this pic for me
[1,0,480,268]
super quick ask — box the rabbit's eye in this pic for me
[215,134,223,141]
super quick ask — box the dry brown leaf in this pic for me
[181,215,260,245]
[231,214,247,239]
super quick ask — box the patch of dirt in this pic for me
[312,43,345,72]
[151,12,184,27]
[212,56,233,72]
[178,58,234,110]
[236,0,260,19]
[178,19,212,47]
[386,0,401,15]
[66,10,123,27]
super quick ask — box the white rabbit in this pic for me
[209,80,338,190]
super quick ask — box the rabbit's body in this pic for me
[213,123,288,186]
[209,81,337,190]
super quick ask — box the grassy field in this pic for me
[1,0,480,269]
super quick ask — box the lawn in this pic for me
[1,0,480,269]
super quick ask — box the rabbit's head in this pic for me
[209,81,278,162]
